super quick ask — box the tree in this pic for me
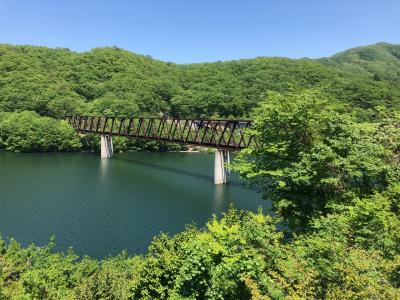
[233,90,400,230]
[0,111,81,152]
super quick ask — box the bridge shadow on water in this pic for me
[115,156,246,189]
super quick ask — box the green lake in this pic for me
[0,152,266,258]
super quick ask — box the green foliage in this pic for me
[1,203,399,299]
[0,112,186,153]
[1,43,399,120]
[233,90,400,230]
[87,94,140,116]
[1,44,400,299]
[79,134,186,153]
[320,42,400,81]
[0,111,81,152]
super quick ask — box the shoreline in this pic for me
[0,147,213,154]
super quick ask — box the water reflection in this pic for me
[115,155,214,183]
[0,152,266,258]
[99,158,110,179]
[213,184,225,212]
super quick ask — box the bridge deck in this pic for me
[66,116,256,150]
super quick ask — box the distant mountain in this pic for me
[320,42,400,80]
[0,43,399,119]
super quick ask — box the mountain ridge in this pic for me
[0,42,399,119]
[319,42,400,80]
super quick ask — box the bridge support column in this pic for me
[100,135,113,158]
[214,149,230,184]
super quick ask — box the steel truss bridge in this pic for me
[66,116,256,150]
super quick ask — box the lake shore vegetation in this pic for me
[1,89,399,299]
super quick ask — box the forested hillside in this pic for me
[1,91,399,299]
[1,42,399,120]
[1,43,400,298]
[320,42,400,80]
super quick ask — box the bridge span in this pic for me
[66,116,256,184]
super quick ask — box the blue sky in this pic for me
[0,0,399,63]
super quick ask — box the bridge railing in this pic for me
[66,116,257,150]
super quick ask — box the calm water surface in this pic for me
[0,152,266,258]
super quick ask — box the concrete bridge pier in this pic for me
[214,149,230,184]
[101,135,113,158]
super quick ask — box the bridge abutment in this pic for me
[101,135,113,158]
[214,149,230,184]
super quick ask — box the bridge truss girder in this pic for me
[66,116,257,150]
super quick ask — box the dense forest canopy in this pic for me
[320,42,400,80]
[1,43,400,298]
[1,42,400,119]
[1,91,399,299]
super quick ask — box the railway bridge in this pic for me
[66,116,256,184]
